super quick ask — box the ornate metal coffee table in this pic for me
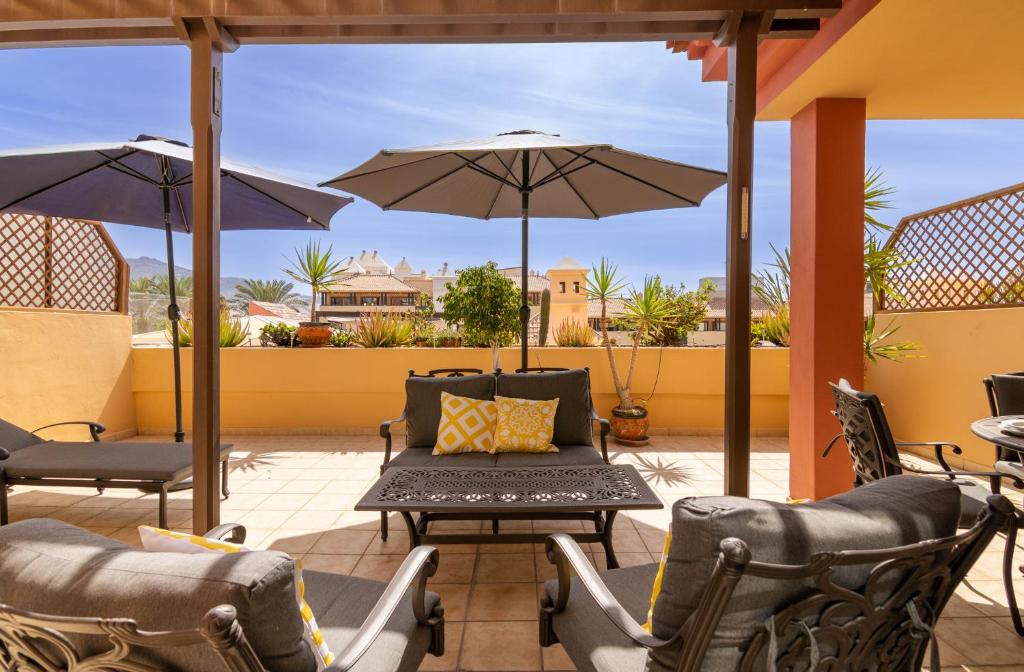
[356,465,663,569]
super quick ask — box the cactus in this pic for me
[538,288,551,346]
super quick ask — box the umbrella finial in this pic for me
[133,133,190,147]
[498,129,558,137]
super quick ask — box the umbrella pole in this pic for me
[163,187,185,443]
[519,150,531,371]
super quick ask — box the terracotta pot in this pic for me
[297,322,332,348]
[610,405,649,446]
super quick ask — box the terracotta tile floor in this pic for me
[5,434,1024,671]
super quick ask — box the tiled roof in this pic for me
[324,274,418,293]
[587,297,627,318]
[248,301,306,321]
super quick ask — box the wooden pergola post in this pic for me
[723,12,760,497]
[188,18,227,534]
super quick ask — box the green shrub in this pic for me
[552,319,597,347]
[259,322,298,347]
[329,329,353,348]
[169,310,248,348]
[352,312,414,348]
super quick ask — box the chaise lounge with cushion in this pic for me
[377,367,610,539]
[0,518,445,672]
[539,476,1014,671]
[0,418,231,528]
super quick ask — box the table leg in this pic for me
[1003,512,1024,636]
[401,511,419,552]
[601,510,619,569]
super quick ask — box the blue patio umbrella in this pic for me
[0,135,352,441]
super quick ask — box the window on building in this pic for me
[361,297,380,306]
[559,281,566,293]
[573,281,580,294]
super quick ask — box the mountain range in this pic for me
[127,256,249,297]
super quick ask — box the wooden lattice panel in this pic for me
[879,183,1024,312]
[0,213,126,313]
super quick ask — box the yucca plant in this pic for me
[352,312,415,348]
[585,259,669,411]
[864,315,920,364]
[552,318,597,347]
[283,241,345,324]
[168,310,249,348]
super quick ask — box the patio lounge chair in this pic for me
[378,367,610,540]
[827,380,1023,635]
[0,418,231,528]
[0,518,445,672]
[539,476,1013,671]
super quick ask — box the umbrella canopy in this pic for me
[321,130,725,219]
[323,130,727,370]
[0,135,351,443]
[0,135,350,230]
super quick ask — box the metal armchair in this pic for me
[540,494,1015,672]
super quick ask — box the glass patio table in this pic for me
[355,464,663,569]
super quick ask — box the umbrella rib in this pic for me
[0,148,141,211]
[224,172,331,229]
[529,148,595,189]
[563,149,701,207]
[382,162,473,210]
[482,151,517,220]
[323,151,467,185]
[539,149,598,219]
[161,158,192,234]
[98,151,163,187]
[454,152,522,189]
[490,152,524,190]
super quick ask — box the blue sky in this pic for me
[2,42,1023,289]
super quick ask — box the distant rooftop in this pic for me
[325,273,419,293]
[549,256,586,271]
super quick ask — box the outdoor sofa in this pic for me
[0,518,445,672]
[0,418,231,528]
[378,367,609,539]
[539,475,1014,672]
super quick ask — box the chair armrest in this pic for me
[0,446,9,461]
[542,534,667,649]
[32,420,106,442]
[892,457,1010,492]
[380,411,407,466]
[590,407,610,464]
[204,524,247,544]
[327,546,442,672]
[895,441,962,473]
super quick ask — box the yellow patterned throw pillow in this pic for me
[433,391,498,455]
[643,528,672,633]
[137,526,334,669]
[493,396,560,453]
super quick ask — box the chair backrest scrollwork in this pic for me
[830,382,903,484]
[0,603,267,672]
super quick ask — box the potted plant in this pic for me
[438,262,519,370]
[585,258,670,446]
[284,241,344,347]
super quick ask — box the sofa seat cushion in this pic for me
[651,475,961,671]
[0,518,315,672]
[389,447,498,467]
[544,563,655,672]
[494,444,604,467]
[304,570,440,672]
[405,374,496,448]
[0,418,44,454]
[956,478,992,527]
[2,442,232,481]
[496,370,593,446]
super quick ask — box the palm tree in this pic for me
[229,279,305,314]
[283,241,345,323]
[130,274,193,298]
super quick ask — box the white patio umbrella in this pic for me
[321,130,727,369]
[0,135,352,442]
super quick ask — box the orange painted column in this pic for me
[789,98,865,500]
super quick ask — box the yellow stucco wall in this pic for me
[0,307,136,440]
[132,346,790,435]
[866,307,1024,469]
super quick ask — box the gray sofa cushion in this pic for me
[496,370,593,446]
[0,519,315,672]
[544,563,655,672]
[1,442,231,481]
[0,418,44,454]
[304,570,440,672]
[405,374,496,448]
[388,444,604,469]
[650,475,961,671]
